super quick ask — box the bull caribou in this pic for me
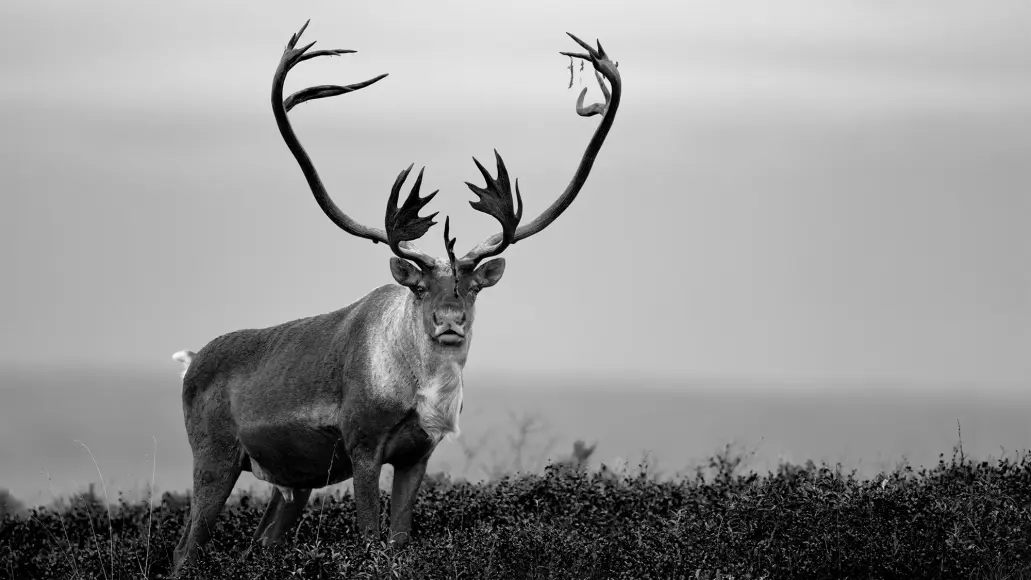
[170,20,621,573]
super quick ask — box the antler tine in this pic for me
[574,71,611,117]
[297,48,356,63]
[384,165,441,271]
[459,33,621,266]
[272,20,394,246]
[284,74,389,112]
[287,19,311,49]
[565,32,599,59]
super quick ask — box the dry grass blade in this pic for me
[145,436,157,579]
[314,441,340,548]
[75,440,113,580]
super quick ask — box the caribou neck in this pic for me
[393,288,469,442]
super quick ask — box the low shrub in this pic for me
[3,447,1030,579]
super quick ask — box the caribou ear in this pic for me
[472,258,506,290]
[390,257,423,288]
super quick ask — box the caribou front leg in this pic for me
[350,444,385,540]
[389,457,429,546]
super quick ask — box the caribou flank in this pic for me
[170,20,622,574]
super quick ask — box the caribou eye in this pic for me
[412,286,426,298]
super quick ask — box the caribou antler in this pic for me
[443,216,459,296]
[272,20,439,270]
[458,32,622,267]
[457,150,523,266]
[385,165,441,271]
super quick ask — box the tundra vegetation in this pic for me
[5,20,1028,580]
[3,433,1030,580]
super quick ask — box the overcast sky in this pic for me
[1,0,1028,390]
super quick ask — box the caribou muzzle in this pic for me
[433,310,467,345]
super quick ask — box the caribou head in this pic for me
[380,160,515,354]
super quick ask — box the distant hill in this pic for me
[2,366,1028,506]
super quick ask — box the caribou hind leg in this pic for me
[250,486,313,548]
[171,364,245,576]
[171,441,243,574]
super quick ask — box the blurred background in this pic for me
[1,0,1028,507]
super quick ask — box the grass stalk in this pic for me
[75,440,114,580]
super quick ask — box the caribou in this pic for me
[169,20,622,574]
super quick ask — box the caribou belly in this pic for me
[238,422,353,490]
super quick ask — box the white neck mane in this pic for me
[416,360,464,443]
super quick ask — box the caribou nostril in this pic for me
[435,311,465,327]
